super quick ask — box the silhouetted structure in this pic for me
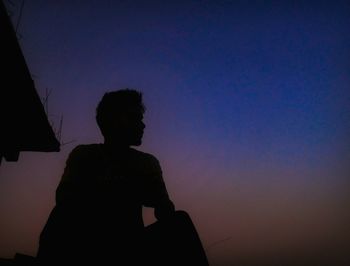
[0,0,60,163]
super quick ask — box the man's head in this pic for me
[96,89,146,146]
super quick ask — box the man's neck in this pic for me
[103,139,130,155]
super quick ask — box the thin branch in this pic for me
[60,139,76,147]
[205,236,232,252]
[6,0,15,7]
[42,88,52,115]
[15,0,24,33]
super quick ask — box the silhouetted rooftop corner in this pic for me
[0,0,60,163]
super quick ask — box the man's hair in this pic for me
[96,89,145,135]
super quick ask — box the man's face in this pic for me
[111,109,145,146]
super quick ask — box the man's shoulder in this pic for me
[129,148,160,165]
[71,143,101,152]
[68,144,103,160]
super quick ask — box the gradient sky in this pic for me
[1,1,350,265]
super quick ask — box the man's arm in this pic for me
[143,155,175,220]
[56,145,89,205]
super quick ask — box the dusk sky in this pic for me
[1,1,350,265]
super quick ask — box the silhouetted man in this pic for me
[37,89,208,265]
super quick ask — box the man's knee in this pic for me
[174,210,190,220]
[173,210,194,228]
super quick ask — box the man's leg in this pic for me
[144,210,209,266]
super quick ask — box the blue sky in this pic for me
[1,1,350,264]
